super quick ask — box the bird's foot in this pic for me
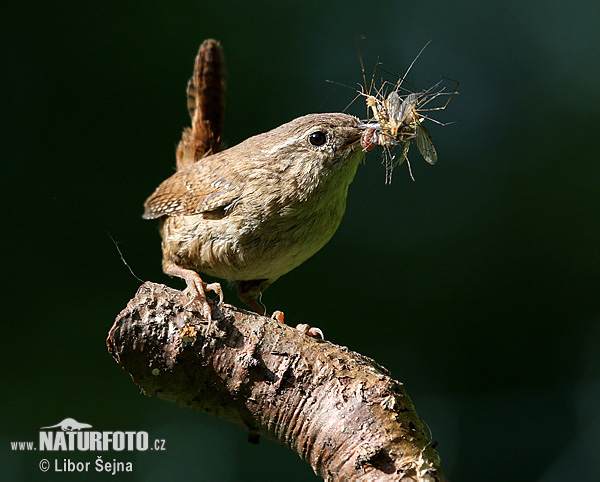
[165,263,223,322]
[183,275,223,322]
[272,311,324,339]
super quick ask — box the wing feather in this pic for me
[143,158,240,219]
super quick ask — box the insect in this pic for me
[361,89,441,182]
[355,41,457,182]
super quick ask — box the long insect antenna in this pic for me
[394,39,432,93]
[355,36,368,91]
[420,77,460,112]
[341,91,363,113]
[410,78,459,121]
[355,36,380,96]
[437,77,460,111]
[442,75,461,90]
[325,79,359,91]
[420,79,445,97]
[419,116,458,127]
[354,39,455,182]
[413,88,447,110]
[377,66,420,94]
[324,79,368,113]
[416,89,458,113]
[368,56,379,96]
[373,81,388,100]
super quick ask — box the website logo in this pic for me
[41,418,93,432]
[10,417,166,475]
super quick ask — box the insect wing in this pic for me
[386,91,402,120]
[387,92,417,129]
[415,125,437,165]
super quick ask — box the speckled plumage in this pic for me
[144,112,365,311]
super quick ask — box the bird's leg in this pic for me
[237,279,270,316]
[237,280,324,338]
[163,260,223,322]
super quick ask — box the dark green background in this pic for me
[3,1,599,480]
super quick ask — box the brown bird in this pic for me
[143,113,365,323]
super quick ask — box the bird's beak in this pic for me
[343,129,363,148]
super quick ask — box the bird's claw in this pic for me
[295,323,325,339]
[183,276,223,323]
[271,311,324,339]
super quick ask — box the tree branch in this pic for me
[107,282,445,480]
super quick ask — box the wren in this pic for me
[143,113,365,321]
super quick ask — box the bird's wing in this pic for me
[143,157,241,219]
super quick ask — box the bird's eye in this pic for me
[308,131,327,146]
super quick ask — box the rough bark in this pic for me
[107,282,445,481]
